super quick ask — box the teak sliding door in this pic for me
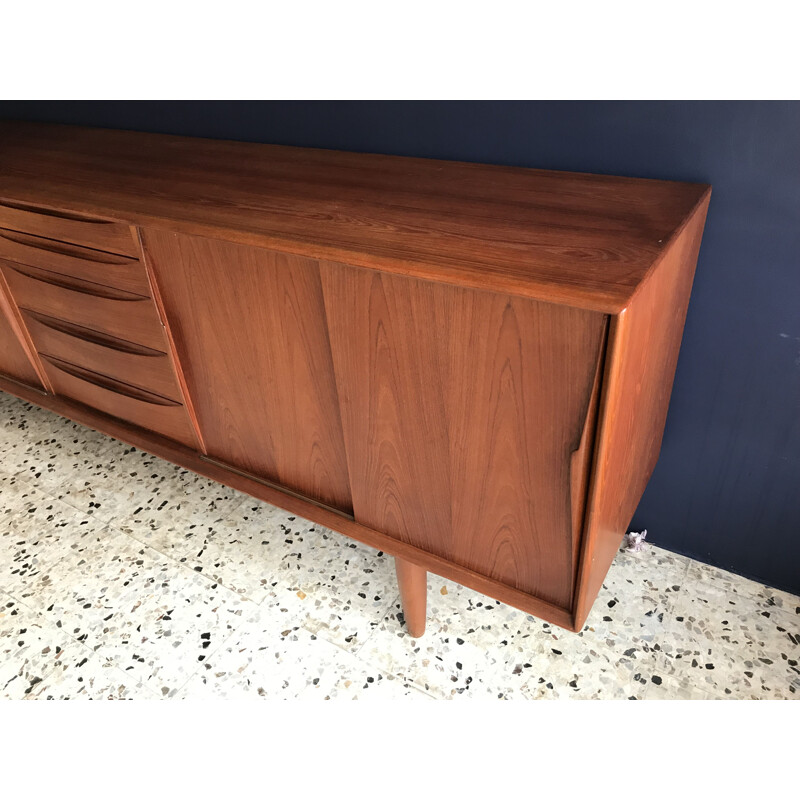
[320,263,607,609]
[142,231,353,515]
[143,231,607,611]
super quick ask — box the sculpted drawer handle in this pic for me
[6,263,147,301]
[0,200,117,225]
[42,354,181,406]
[24,310,166,356]
[0,229,136,264]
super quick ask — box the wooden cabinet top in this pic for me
[0,121,710,313]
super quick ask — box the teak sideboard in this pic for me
[0,122,710,635]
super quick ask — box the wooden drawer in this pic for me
[41,354,197,448]
[0,200,139,257]
[1,261,167,351]
[22,309,181,402]
[0,228,150,296]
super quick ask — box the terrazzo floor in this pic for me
[1,390,797,700]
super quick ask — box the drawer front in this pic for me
[41,354,197,448]
[22,309,181,402]
[1,261,167,351]
[0,200,139,257]
[0,228,151,296]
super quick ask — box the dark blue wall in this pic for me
[2,101,798,594]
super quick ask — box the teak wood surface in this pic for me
[40,354,198,449]
[22,309,183,402]
[0,269,44,388]
[141,230,354,515]
[0,122,711,632]
[573,197,711,626]
[0,197,139,257]
[395,559,428,639]
[0,122,708,313]
[320,262,606,610]
[0,228,151,296]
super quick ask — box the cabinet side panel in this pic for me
[141,230,354,515]
[321,262,607,609]
[574,194,711,628]
[0,270,46,389]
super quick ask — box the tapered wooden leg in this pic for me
[395,557,427,637]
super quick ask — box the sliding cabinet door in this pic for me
[143,231,353,515]
[320,262,607,609]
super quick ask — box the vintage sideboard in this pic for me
[0,121,710,635]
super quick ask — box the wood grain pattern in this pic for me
[0,122,709,313]
[142,230,353,514]
[0,271,44,388]
[41,354,198,448]
[395,558,427,638]
[0,228,150,296]
[22,309,182,401]
[569,348,605,577]
[0,260,168,352]
[321,262,607,610]
[137,228,208,454]
[572,193,711,628]
[0,373,576,629]
[0,122,713,634]
[0,198,140,257]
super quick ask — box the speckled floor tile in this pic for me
[24,650,159,700]
[0,412,121,491]
[687,560,800,618]
[0,594,79,699]
[0,486,103,593]
[518,615,663,699]
[644,673,721,700]
[599,546,691,608]
[175,616,433,699]
[518,645,656,699]
[264,524,400,653]
[502,569,667,699]
[657,587,799,699]
[0,472,37,525]
[51,446,247,541]
[300,667,435,699]
[0,397,61,445]
[2,390,799,700]
[4,523,253,695]
[154,512,401,656]
[574,546,691,669]
[107,498,401,650]
[357,549,692,700]
[119,499,300,603]
[356,577,552,699]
